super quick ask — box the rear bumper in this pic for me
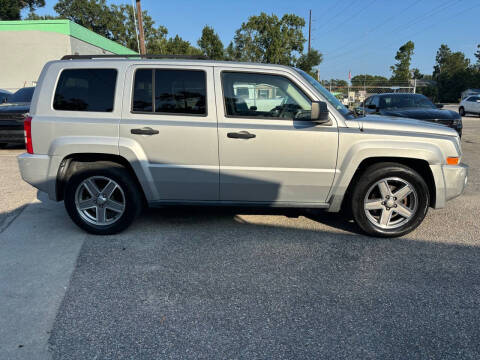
[18,153,51,194]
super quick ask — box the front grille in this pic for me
[0,113,26,121]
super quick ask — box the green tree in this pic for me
[25,11,58,20]
[390,41,415,82]
[229,12,305,65]
[109,4,168,54]
[53,0,202,55]
[296,49,323,76]
[54,0,120,40]
[411,68,423,79]
[165,35,202,55]
[433,44,470,77]
[322,79,348,88]
[432,44,473,102]
[475,44,480,65]
[351,74,389,86]
[198,25,224,60]
[0,0,45,20]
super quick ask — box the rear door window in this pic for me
[132,69,207,115]
[53,69,117,112]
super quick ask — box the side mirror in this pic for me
[311,101,329,123]
[367,104,377,110]
[436,103,444,108]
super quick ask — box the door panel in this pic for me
[215,67,338,204]
[120,65,219,201]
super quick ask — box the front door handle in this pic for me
[227,131,256,139]
[130,127,159,135]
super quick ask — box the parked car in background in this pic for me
[17,56,467,238]
[355,93,463,136]
[0,89,12,103]
[0,87,35,148]
[459,95,480,117]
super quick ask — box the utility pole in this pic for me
[308,9,312,53]
[136,0,146,55]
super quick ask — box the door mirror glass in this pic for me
[311,101,329,122]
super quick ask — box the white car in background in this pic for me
[459,95,480,116]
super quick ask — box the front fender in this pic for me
[327,137,447,212]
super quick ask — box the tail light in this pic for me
[24,116,33,154]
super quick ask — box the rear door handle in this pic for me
[227,131,256,139]
[130,127,159,135]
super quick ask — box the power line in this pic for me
[314,0,361,33]
[320,1,479,77]
[318,0,378,40]
[323,0,457,62]
[322,0,420,57]
[323,0,461,66]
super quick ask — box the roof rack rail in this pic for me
[61,54,209,60]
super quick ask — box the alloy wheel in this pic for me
[75,176,126,226]
[363,177,418,230]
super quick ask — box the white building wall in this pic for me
[0,31,114,92]
[70,37,113,56]
[0,31,70,91]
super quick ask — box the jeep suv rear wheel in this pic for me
[64,161,142,235]
[351,162,429,237]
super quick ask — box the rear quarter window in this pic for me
[53,69,117,112]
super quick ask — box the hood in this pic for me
[379,108,460,121]
[0,102,30,114]
[360,115,458,137]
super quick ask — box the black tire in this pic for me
[459,107,465,116]
[64,161,143,235]
[351,162,429,238]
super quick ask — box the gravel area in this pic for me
[1,116,479,359]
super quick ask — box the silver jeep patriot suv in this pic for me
[18,55,468,237]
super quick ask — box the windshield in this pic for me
[379,94,436,110]
[295,69,353,118]
[10,87,35,103]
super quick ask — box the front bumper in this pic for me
[443,163,468,201]
[430,163,468,208]
[0,128,24,144]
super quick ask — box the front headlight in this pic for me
[452,116,462,126]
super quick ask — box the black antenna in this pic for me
[61,54,209,60]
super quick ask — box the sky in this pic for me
[26,0,480,81]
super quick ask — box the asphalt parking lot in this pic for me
[1,113,479,359]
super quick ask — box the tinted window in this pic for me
[54,69,117,112]
[10,87,35,103]
[132,69,207,115]
[132,69,153,112]
[222,72,312,120]
[378,94,436,109]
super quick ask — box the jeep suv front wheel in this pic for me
[64,161,142,235]
[351,162,430,237]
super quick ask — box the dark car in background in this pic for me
[0,89,12,104]
[356,93,463,136]
[0,87,35,148]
